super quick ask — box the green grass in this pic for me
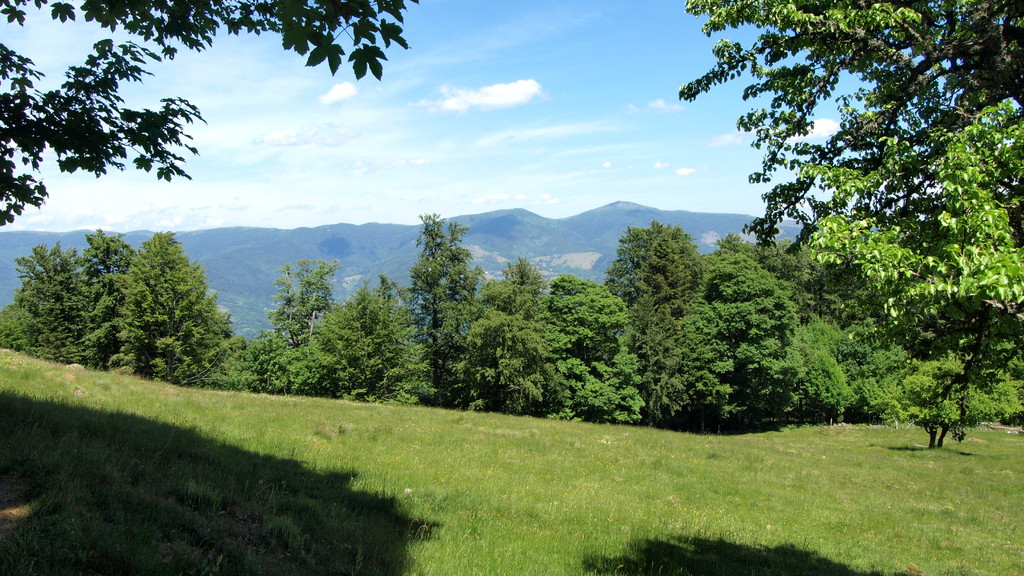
[1,349,1021,576]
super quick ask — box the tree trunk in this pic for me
[928,428,937,449]
[936,426,948,448]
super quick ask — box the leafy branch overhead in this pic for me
[680,0,1023,444]
[0,0,418,224]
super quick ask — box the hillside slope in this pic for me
[0,202,797,335]
[1,350,1022,576]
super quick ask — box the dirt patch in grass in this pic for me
[0,476,29,538]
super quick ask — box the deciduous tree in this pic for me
[462,259,550,415]
[544,275,643,424]
[681,0,1024,443]
[680,252,798,428]
[1,0,417,223]
[268,259,340,349]
[315,276,421,403]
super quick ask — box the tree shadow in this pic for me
[883,445,975,456]
[0,392,433,575]
[582,535,891,576]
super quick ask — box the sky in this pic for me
[2,0,838,232]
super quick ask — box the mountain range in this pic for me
[0,201,798,337]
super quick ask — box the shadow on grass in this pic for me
[582,535,890,576]
[0,392,432,576]
[883,445,976,456]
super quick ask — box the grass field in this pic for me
[1,349,1021,575]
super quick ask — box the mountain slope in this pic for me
[0,202,796,336]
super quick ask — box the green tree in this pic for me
[605,221,704,318]
[315,276,421,403]
[899,357,1021,448]
[681,252,798,428]
[789,320,850,424]
[605,221,705,427]
[462,259,551,415]
[544,275,643,424]
[676,307,735,432]
[814,106,1024,434]
[0,303,30,351]
[681,0,1024,444]
[11,243,87,363]
[833,323,910,424]
[1,0,417,223]
[268,259,340,349]
[409,214,481,407]
[117,232,230,385]
[226,331,296,395]
[80,230,136,369]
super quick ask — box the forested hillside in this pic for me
[0,202,790,335]
[2,216,1019,445]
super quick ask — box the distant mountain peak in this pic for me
[600,201,651,210]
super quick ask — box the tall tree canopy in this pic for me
[1,0,417,223]
[462,259,550,415]
[682,0,1024,443]
[268,259,340,349]
[117,232,229,385]
[544,275,643,424]
[314,276,421,403]
[12,242,87,362]
[409,214,481,407]
[605,221,705,426]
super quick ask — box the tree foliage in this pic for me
[462,259,550,415]
[4,214,1020,436]
[681,252,798,428]
[117,232,229,385]
[268,259,340,349]
[897,357,1020,448]
[79,230,136,368]
[544,275,643,424]
[606,221,705,426]
[314,276,420,403]
[408,214,481,407]
[682,0,1024,444]
[12,242,86,362]
[1,0,418,223]
[789,320,850,424]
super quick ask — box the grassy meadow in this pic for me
[0,349,1021,576]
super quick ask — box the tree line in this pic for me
[2,217,1021,441]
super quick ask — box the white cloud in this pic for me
[628,99,684,113]
[708,132,746,147]
[262,129,299,146]
[391,158,432,167]
[318,82,358,104]
[792,118,840,141]
[675,167,696,176]
[259,124,358,147]
[475,122,609,146]
[647,98,684,113]
[653,162,669,169]
[602,161,613,168]
[425,79,543,112]
[472,193,513,205]
[309,124,359,146]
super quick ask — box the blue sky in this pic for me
[3,0,838,232]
